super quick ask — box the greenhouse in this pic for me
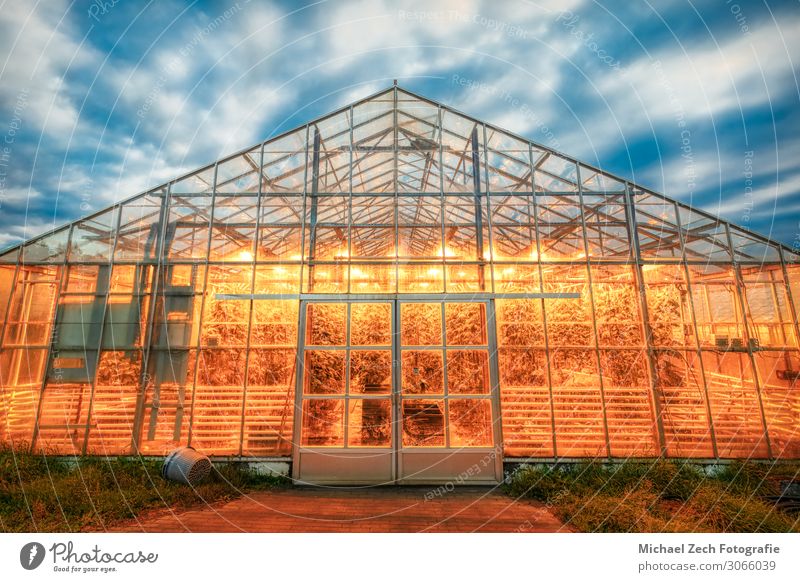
[0,85,798,484]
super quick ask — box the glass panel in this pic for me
[536,153,578,192]
[115,192,166,261]
[349,263,395,293]
[579,166,625,192]
[150,265,205,349]
[401,350,444,394]
[306,303,346,346]
[350,303,391,346]
[591,265,644,347]
[401,303,442,346]
[165,195,212,260]
[654,350,714,457]
[0,349,46,445]
[446,263,483,293]
[740,265,796,348]
[702,351,769,458]
[68,208,118,262]
[485,129,531,192]
[302,399,344,446]
[257,196,303,261]
[642,264,696,348]
[303,263,348,294]
[171,166,215,194]
[447,350,489,394]
[0,246,20,263]
[349,350,392,395]
[215,151,260,193]
[254,264,301,294]
[492,263,539,293]
[398,263,443,293]
[21,228,69,263]
[304,196,348,260]
[541,264,593,347]
[86,350,142,454]
[599,350,658,457]
[0,264,15,334]
[445,303,487,345]
[243,348,296,456]
[582,194,631,259]
[549,348,606,457]
[201,265,252,347]
[351,197,394,258]
[138,349,195,454]
[729,227,781,263]
[449,399,492,447]
[303,350,345,394]
[250,300,298,347]
[402,399,445,447]
[208,196,258,261]
[687,264,745,348]
[36,376,93,454]
[3,266,61,346]
[536,194,584,259]
[678,206,731,261]
[192,349,246,455]
[444,195,488,260]
[309,110,351,194]
[632,191,682,260]
[754,351,800,459]
[496,298,545,347]
[347,399,391,447]
[498,347,552,456]
[398,196,442,259]
[262,129,307,193]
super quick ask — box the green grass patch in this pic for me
[0,446,288,532]
[505,460,800,533]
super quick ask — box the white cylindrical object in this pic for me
[162,447,212,486]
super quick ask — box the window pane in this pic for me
[306,303,346,346]
[349,350,392,395]
[401,303,442,346]
[449,398,492,447]
[401,350,444,395]
[445,303,487,345]
[447,350,489,394]
[302,399,344,447]
[303,350,345,395]
[347,399,391,447]
[350,303,391,346]
[402,399,445,447]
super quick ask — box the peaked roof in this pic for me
[0,84,795,264]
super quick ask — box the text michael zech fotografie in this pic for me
[639,543,780,557]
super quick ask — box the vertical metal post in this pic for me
[471,127,486,290]
[131,186,172,452]
[626,184,668,457]
[726,225,772,458]
[575,164,612,458]
[306,129,321,292]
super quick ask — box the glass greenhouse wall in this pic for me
[0,86,798,468]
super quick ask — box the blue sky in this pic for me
[0,0,798,250]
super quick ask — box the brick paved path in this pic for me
[111,487,566,532]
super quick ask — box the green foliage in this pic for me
[0,446,287,532]
[505,459,800,533]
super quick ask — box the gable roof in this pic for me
[0,84,795,265]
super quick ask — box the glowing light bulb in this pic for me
[427,268,442,277]
[237,250,254,261]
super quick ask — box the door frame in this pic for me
[291,297,504,485]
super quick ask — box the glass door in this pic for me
[294,301,395,484]
[397,301,503,483]
[293,299,503,484]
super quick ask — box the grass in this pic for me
[505,459,800,532]
[0,445,288,532]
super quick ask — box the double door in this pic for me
[293,299,503,484]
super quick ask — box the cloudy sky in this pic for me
[0,0,798,250]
